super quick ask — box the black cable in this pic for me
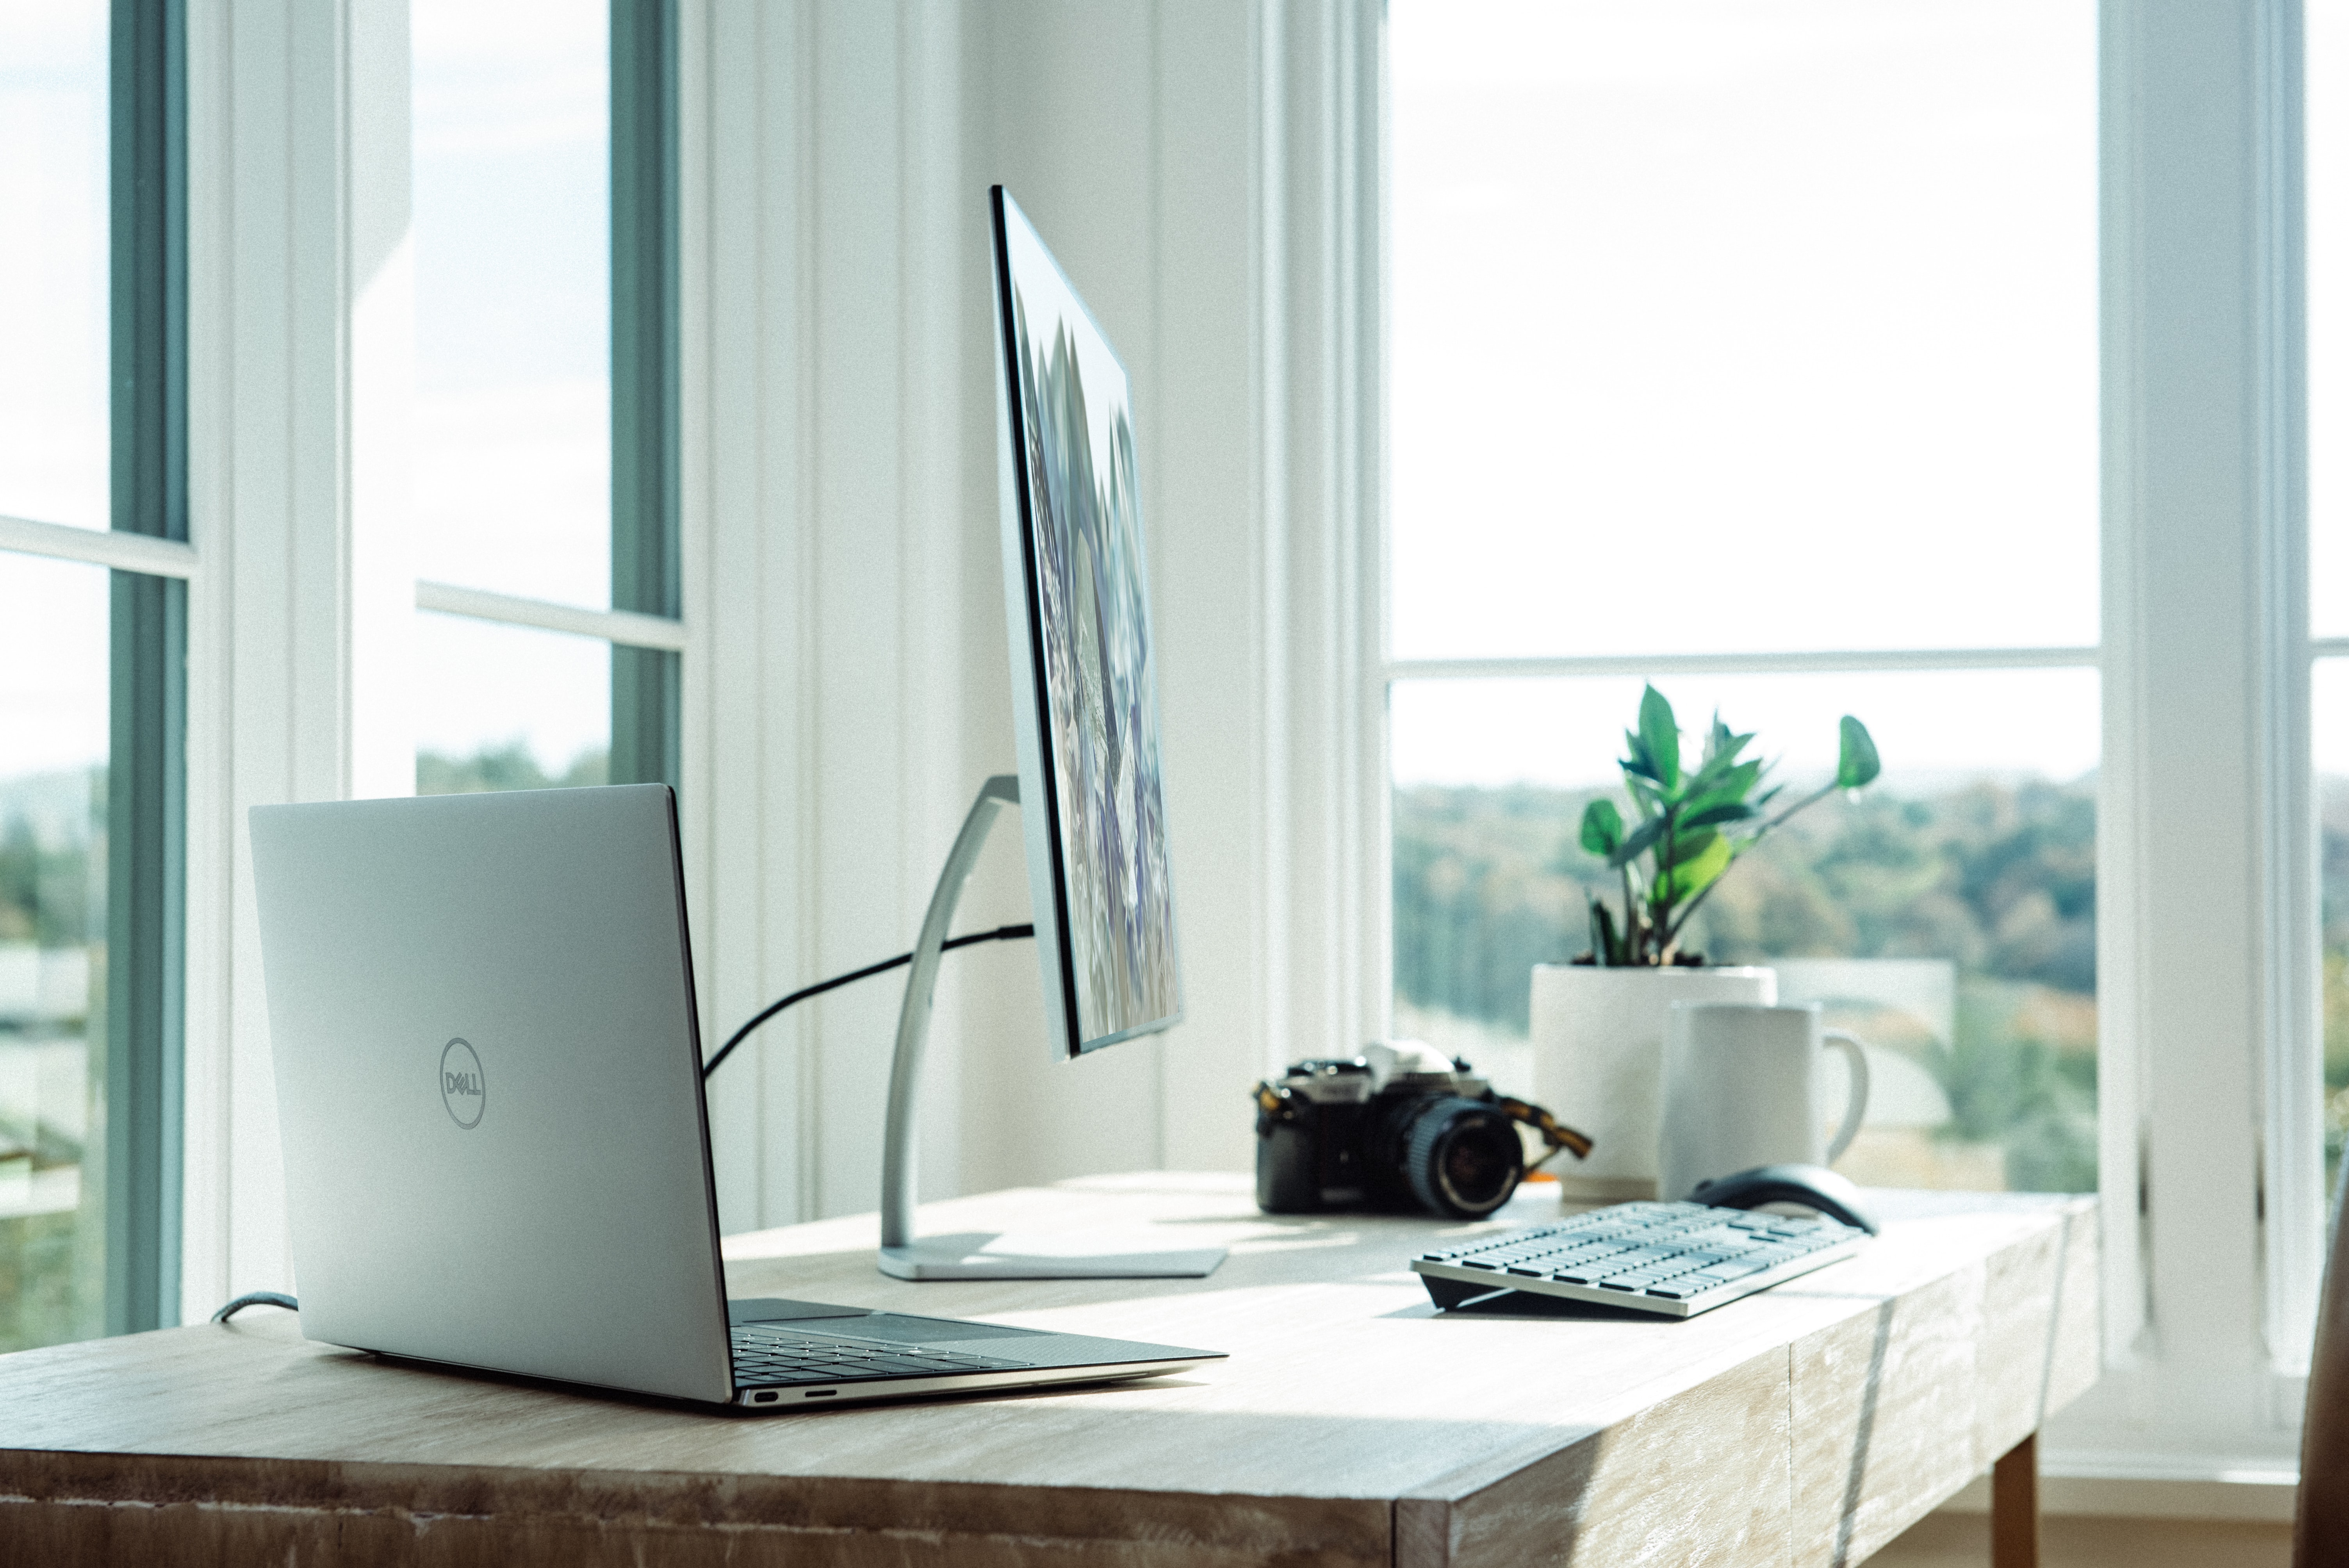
[700,923,1035,1081]
[213,1290,298,1323]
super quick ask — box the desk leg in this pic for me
[1991,1433,2039,1568]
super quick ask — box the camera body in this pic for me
[1253,1041,1529,1220]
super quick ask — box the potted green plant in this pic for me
[1574,685,1881,967]
[1531,686,1882,1200]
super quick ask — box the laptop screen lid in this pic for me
[249,786,734,1404]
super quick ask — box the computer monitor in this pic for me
[989,186,1182,1061]
[874,190,1219,1279]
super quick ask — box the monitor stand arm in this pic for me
[875,774,1227,1281]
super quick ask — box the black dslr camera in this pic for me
[1251,1041,1591,1220]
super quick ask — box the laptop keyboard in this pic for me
[730,1322,1030,1387]
[1411,1200,1869,1318]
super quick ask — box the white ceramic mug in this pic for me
[1530,964,1777,1201]
[1659,1002,1871,1204]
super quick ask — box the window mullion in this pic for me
[611,0,681,789]
[104,0,188,1336]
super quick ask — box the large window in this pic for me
[410,0,678,797]
[0,0,185,1349]
[1390,0,2101,1194]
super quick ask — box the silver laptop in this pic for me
[248,785,1221,1410]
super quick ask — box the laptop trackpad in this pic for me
[727,1298,874,1326]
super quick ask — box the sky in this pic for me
[1385,0,2349,789]
[0,1,105,539]
[406,0,613,772]
[410,0,610,618]
[1387,0,2099,788]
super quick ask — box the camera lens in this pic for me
[1401,1097,1524,1219]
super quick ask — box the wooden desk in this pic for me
[0,1174,2096,1567]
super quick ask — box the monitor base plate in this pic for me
[877,1231,1226,1280]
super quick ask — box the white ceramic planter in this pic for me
[1530,964,1777,1202]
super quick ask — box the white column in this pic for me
[2062,0,2310,1471]
[180,0,413,1319]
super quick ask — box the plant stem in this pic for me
[1759,779,1839,837]
[1618,861,1636,966]
[1648,803,1679,963]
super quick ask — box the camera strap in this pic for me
[1494,1096,1595,1171]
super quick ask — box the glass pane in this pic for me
[0,2,108,531]
[1393,667,2099,1193]
[2315,1,2349,638]
[1389,1,2099,661]
[413,611,610,794]
[2316,659,2349,1194]
[412,0,610,608]
[0,553,109,1350]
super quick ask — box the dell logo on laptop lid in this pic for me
[440,1038,485,1128]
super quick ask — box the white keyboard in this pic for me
[1412,1200,1870,1319]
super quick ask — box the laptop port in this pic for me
[803,1390,836,1399]
[751,1391,779,1404]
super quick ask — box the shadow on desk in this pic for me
[1385,1286,1671,1322]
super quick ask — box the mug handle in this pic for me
[1820,1029,1872,1164]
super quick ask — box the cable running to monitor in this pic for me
[700,923,1036,1081]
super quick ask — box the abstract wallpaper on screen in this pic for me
[1007,226,1180,1044]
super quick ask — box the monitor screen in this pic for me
[989,187,1182,1057]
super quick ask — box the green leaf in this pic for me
[1657,830,1733,904]
[1608,813,1668,869]
[1682,801,1759,830]
[1700,714,1752,773]
[1620,730,1660,783]
[1638,686,1681,791]
[1683,760,1763,816]
[1579,798,1624,857]
[1660,827,1719,869]
[1684,720,1757,798]
[1837,716,1882,790]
